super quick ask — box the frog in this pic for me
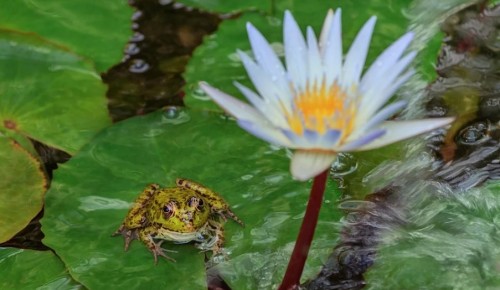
[113,178,243,264]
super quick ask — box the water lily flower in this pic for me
[200,9,454,181]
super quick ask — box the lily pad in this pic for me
[177,0,270,14]
[0,247,82,289]
[0,31,111,154]
[0,134,46,243]
[184,0,435,111]
[0,0,133,72]
[42,109,342,289]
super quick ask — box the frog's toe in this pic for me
[150,241,176,264]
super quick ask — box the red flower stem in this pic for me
[278,170,329,290]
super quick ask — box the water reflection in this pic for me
[306,1,500,289]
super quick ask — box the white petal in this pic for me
[306,27,322,87]
[200,82,264,123]
[319,9,334,50]
[322,8,342,87]
[352,100,407,140]
[341,16,376,89]
[352,118,455,151]
[238,50,293,113]
[284,10,308,91]
[360,32,414,93]
[247,22,286,78]
[339,129,386,151]
[359,53,415,119]
[238,120,292,147]
[234,81,289,129]
[291,150,337,181]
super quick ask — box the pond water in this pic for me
[2,0,500,289]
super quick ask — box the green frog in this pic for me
[113,178,243,264]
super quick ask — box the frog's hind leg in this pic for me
[123,183,160,228]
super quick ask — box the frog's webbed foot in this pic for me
[148,240,177,264]
[197,220,226,258]
[112,225,139,251]
[218,209,244,227]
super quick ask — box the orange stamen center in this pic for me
[286,81,356,137]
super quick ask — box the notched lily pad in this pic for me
[42,108,342,289]
[0,30,111,155]
[0,134,47,243]
[176,0,271,14]
[0,247,82,289]
[0,0,133,72]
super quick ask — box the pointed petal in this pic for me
[234,81,289,129]
[353,118,455,151]
[284,10,308,91]
[200,82,264,123]
[322,8,342,87]
[360,32,414,93]
[238,50,293,112]
[246,23,288,88]
[306,26,322,87]
[319,9,334,50]
[338,129,386,151]
[355,100,407,136]
[342,16,376,89]
[291,150,337,181]
[238,120,292,147]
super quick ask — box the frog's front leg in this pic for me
[176,178,244,226]
[112,184,160,250]
[197,219,225,255]
[138,225,176,264]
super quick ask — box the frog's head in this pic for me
[151,191,211,233]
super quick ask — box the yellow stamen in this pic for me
[286,81,357,138]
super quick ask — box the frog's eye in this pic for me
[196,198,204,211]
[163,202,176,219]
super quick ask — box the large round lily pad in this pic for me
[0,134,46,243]
[42,109,342,289]
[0,31,111,154]
[0,0,133,72]
[0,247,82,289]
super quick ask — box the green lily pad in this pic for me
[0,0,133,72]
[184,0,437,111]
[177,0,270,14]
[0,247,82,289]
[0,31,111,154]
[42,109,342,289]
[0,134,46,243]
